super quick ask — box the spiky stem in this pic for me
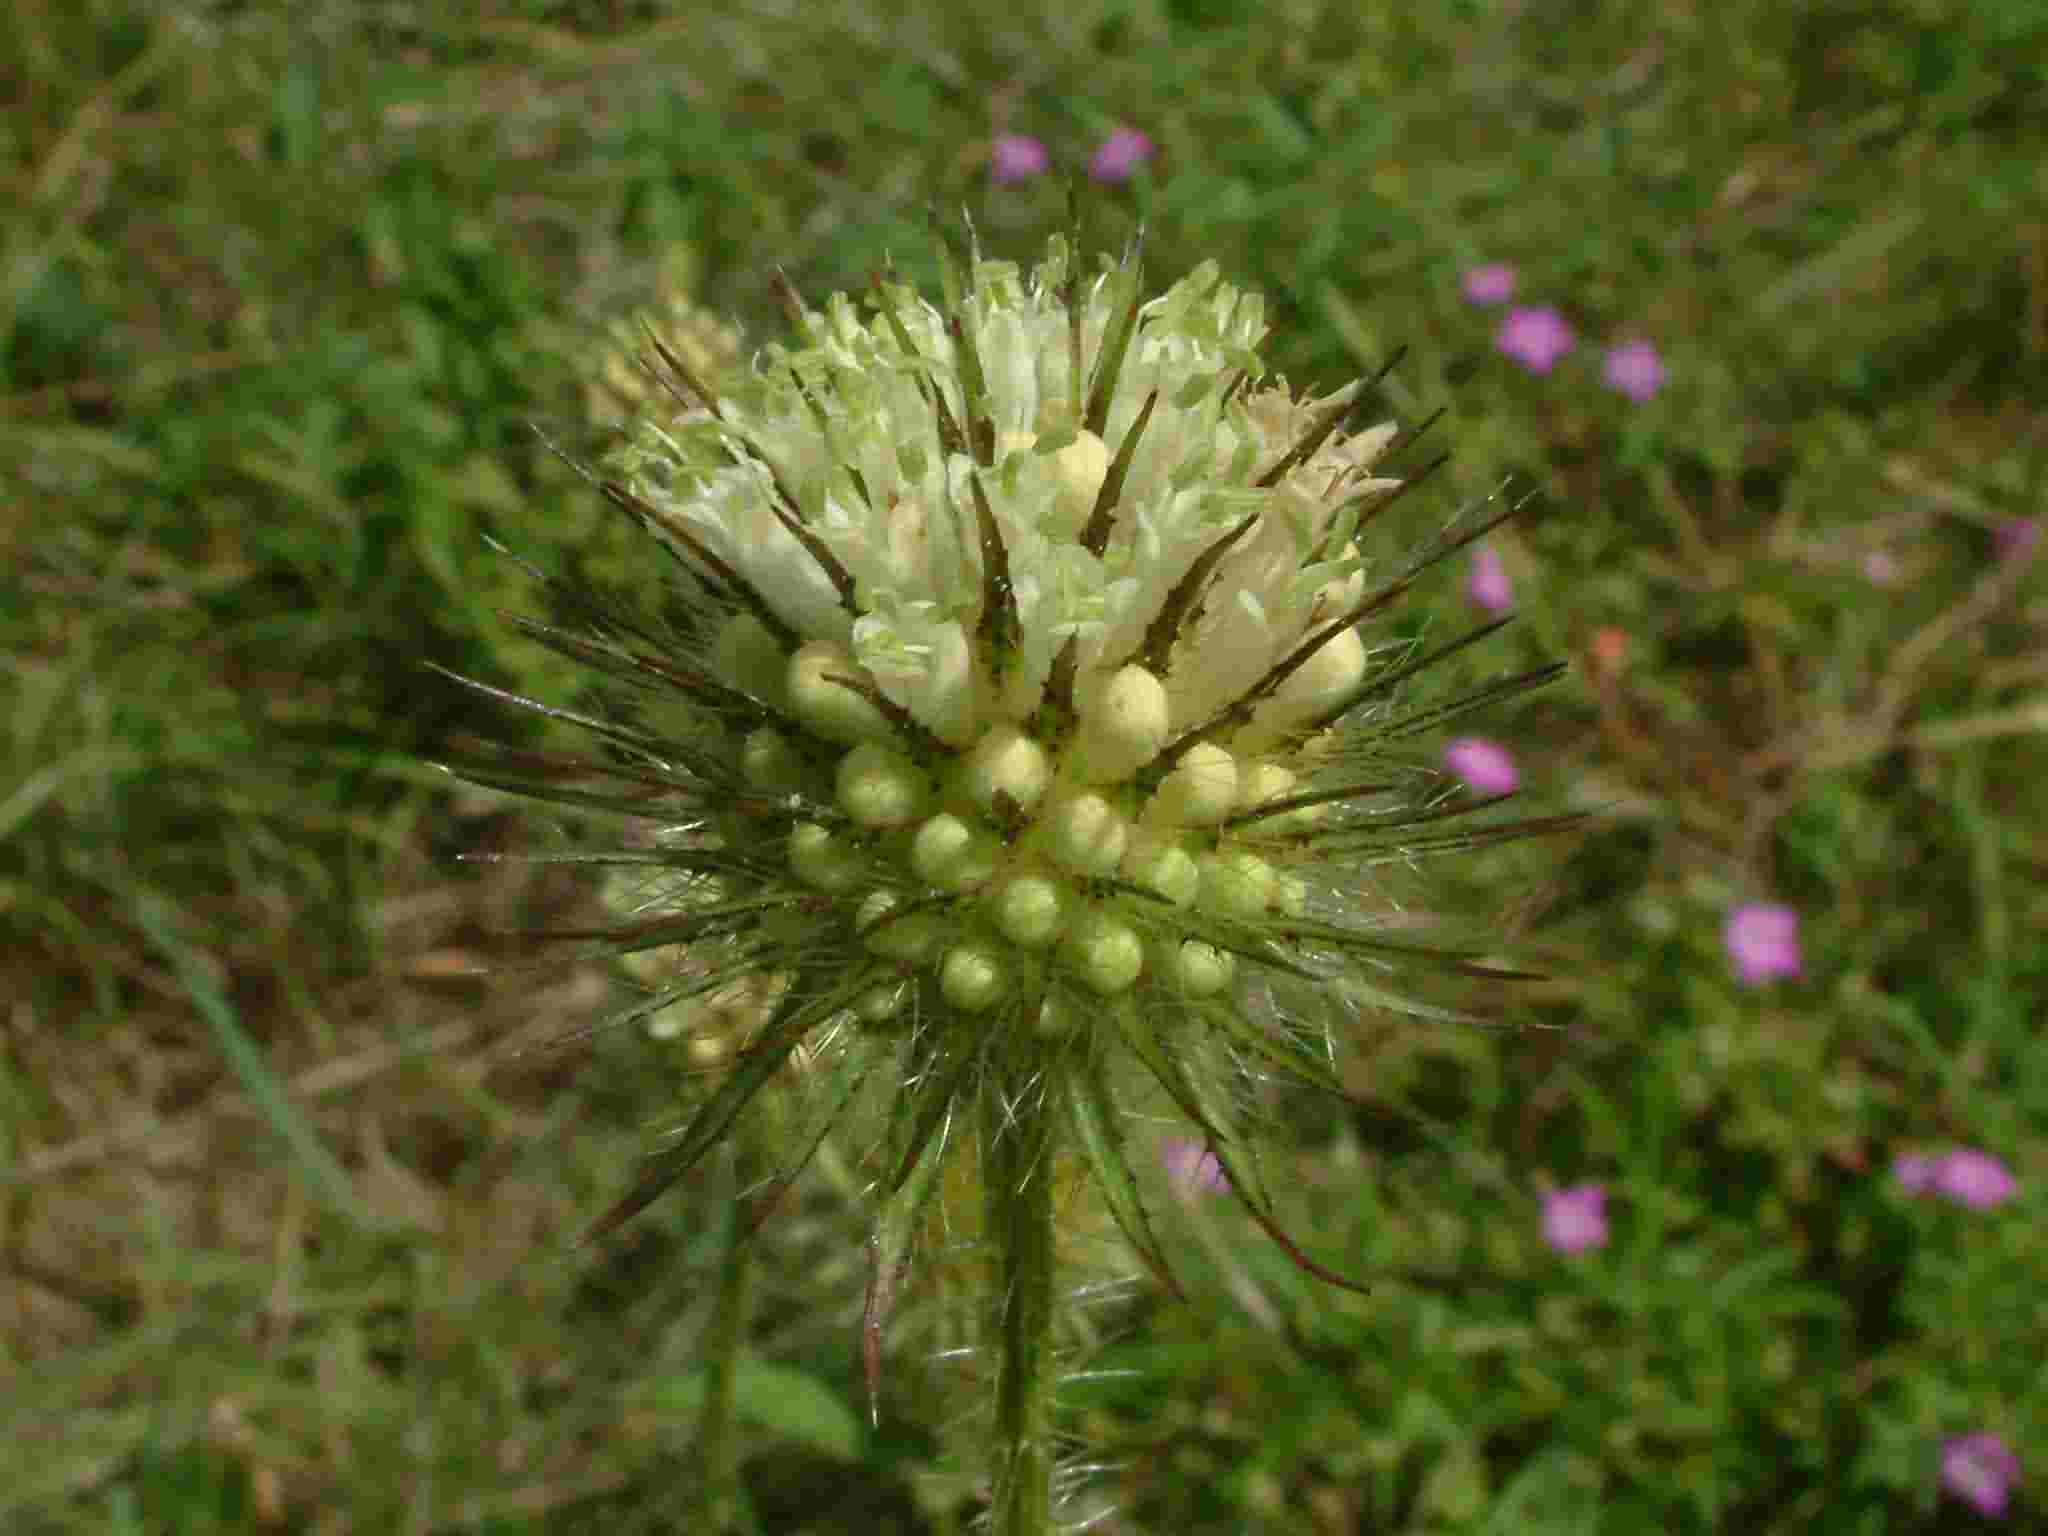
[984,1034,1059,1536]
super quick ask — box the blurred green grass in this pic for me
[3,0,2042,1531]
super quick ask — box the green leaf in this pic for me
[132,895,365,1224]
[653,1357,864,1461]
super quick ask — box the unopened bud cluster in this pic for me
[767,659,1336,1013]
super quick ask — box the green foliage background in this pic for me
[2,0,2041,1531]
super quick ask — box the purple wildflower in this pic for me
[1462,263,1516,305]
[1160,1136,1229,1197]
[1443,737,1518,796]
[1934,1148,2018,1210]
[1542,1184,1609,1254]
[989,134,1050,184]
[1724,903,1802,986]
[1863,550,1898,585]
[1942,1432,2021,1518]
[1088,127,1154,183]
[1496,306,1576,374]
[1467,544,1513,611]
[1602,338,1666,402]
[1994,517,2040,563]
[1893,1152,1938,1194]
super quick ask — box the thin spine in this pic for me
[1129,511,1261,677]
[1078,386,1159,558]
[1080,248,1145,440]
[599,480,802,652]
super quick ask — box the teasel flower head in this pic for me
[440,223,1571,1534]
[584,246,744,432]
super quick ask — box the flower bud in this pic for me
[1034,989,1083,1037]
[1236,626,1367,750]
[856,890,945,962]
[959,723,1050,816]
[940,942,1008,1012]
[1166,940,1235,998]
[1235,760,1297,811]
[1198,849,1276,921]
[1053,430,1110,514]
[989,873,1069,950]
[1146,741,1238,827]
[911,813,1001,891]
[855,981,909,1025]
[788,822,863,893]
[1072,664,1170,783]
[1043,790,1128,877]
[1120,833,1200,907]
[787,640,895,746]
[836,741,929,829]
[1061,909,1145,996]
[740,728,806,794]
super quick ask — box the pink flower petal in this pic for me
[1942,1433,2021,1518]
[1462,263,1516,305]
[1088,127,1154,183]
[1160,1135,1229,1196]
[1892,1152,1938,1194]
[1601,338,1666,402]
[1724,903,1802,986]
[1542,1183,1609,1254]
[1495,306,1575,375]
[1933,1148,2018,1210]
[1467,545,1513,611]
[989,133,1049,184]
[1443,737,1518,795]
[1995,517,2040,563]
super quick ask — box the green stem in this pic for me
[696,1189,754,1533]
[984,1039,1058,1536]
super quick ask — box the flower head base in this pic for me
[441,228,1569,1528]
